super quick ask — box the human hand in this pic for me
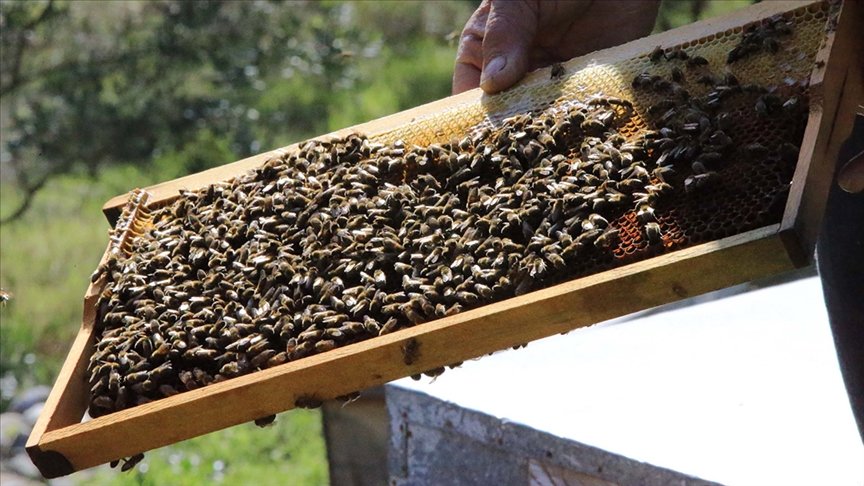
[453,0,661,95]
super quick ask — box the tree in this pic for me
[0,0,372,223]
[1,0,759,224]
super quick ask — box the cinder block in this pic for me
[386,386,721,486]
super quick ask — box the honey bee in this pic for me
[294,395,323,409]
[401,338,420,365]
[267,352,288,367]
[684,172,720,193]
[631,72,653,89]
[745,142,769,159]
[594,228,619,250]
[0,289,11,307]
[254,414,277,428]
[645,222,663,244]
[763,37,779,53]
[315,340,336,353]
[474,283,493,298]
[546,253,566,270]
[686,55,709,68]
[119,453,145,472]
[550,62,566,80]
[378,317,399,336]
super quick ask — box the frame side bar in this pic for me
[781,0,864,259]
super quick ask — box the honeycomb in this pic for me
[368,1,827,278]
[88,1,831,430]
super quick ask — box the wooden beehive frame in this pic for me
[27,0,863,478]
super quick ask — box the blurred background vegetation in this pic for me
[0,1,751,484]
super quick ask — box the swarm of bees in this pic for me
[88,94,670,420]
[89,11,812,472]
[727,14,794,64]
[632,65,803,201]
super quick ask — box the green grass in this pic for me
[0,166,165,387]
[1,176,113,390]
[85,410,328,486]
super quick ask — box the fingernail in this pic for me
[838,154,864,193]
[480,56,506,89]
[838,166,864,193]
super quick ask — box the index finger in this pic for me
[452,1,489,94]
[453,33,483,95]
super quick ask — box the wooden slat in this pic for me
[781,0,864,258]
[31,225,794,474]
[100,85,480,224]
[26,192,154,477]
[25,282,102,477]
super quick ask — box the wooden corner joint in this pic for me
[26,445,74,480]
[778,226,812,267]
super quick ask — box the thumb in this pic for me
[838,150,864,193]
[479,1,538,94]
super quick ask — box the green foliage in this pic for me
[326,37,457,131]
[86,410,327,486]
[655,0,757,32]
[152,129,236,180]
[0,168,156,399]
[1,1,474,222]
[1,1,367,220]
[0,180,104,383]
